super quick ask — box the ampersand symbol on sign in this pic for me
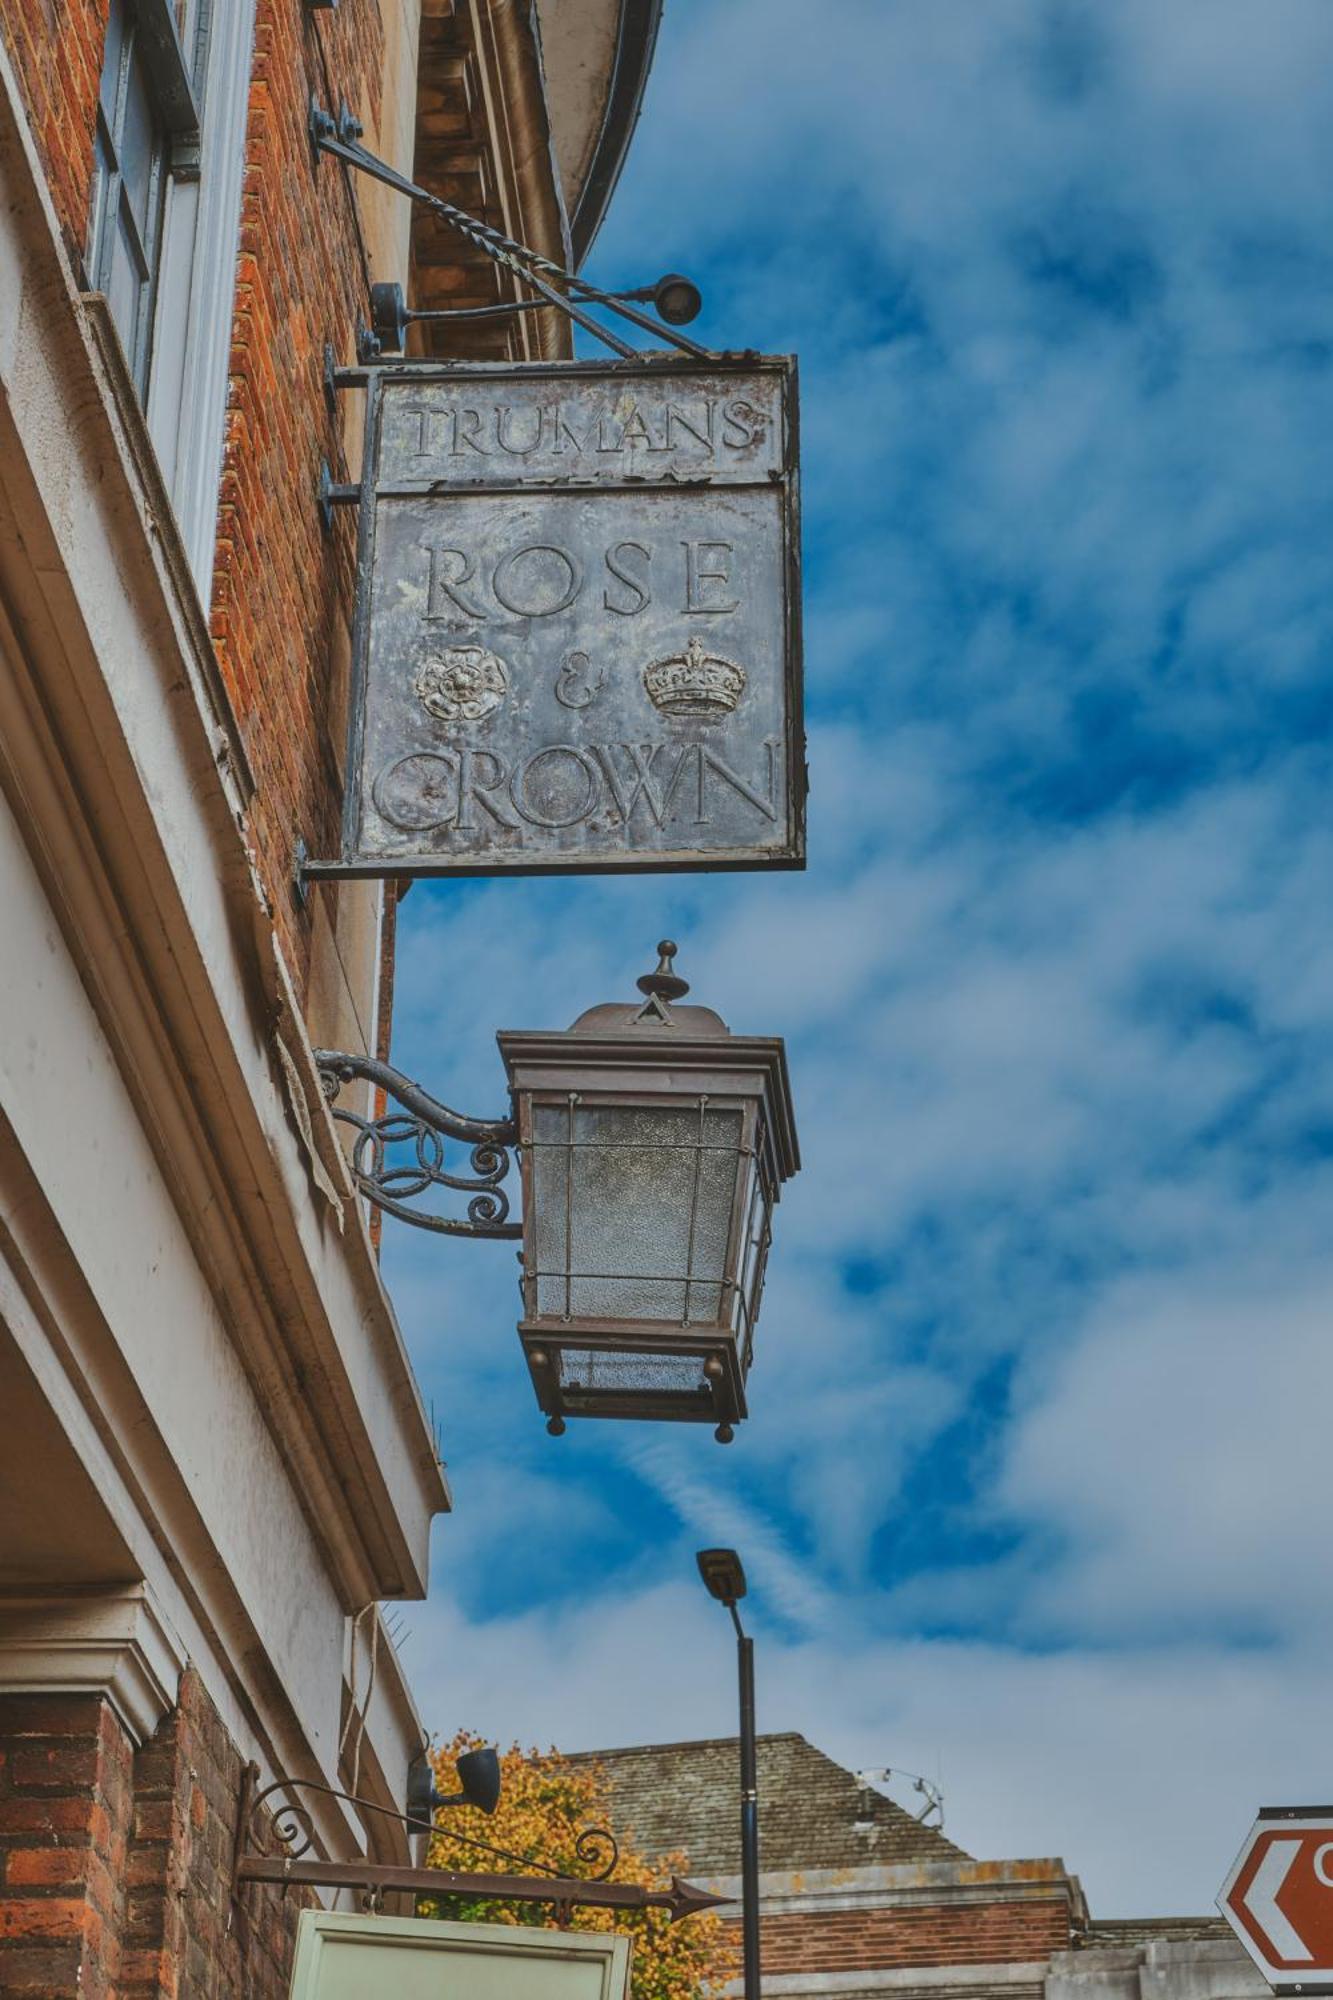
[555,651,606,710]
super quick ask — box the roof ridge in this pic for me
[562,1732,809,1760]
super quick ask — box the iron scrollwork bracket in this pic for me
[315,1050,522,1239]
[226,1767,734,1924]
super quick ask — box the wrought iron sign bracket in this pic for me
[231,1765,726,1923]
[315,1049,522,1239]
[306,93,713,361]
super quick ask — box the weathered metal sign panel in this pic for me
[289,1911,632,2000]
[320,355,803,877]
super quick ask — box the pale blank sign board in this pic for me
[319,355,804,878]
[288,1911,633,2000]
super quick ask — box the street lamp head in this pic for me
[697,1547,747,1606]
[499,943,800,1442]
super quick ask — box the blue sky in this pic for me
[391,0,1333,1916]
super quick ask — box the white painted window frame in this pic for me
[145,0,258,602]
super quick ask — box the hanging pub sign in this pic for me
[312,355,804,878]
[288,1911,633,2000]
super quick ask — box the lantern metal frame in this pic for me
[499,951,798,1441]
[315,945,798,1438]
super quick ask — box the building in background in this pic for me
[0,2,657,1993]
[576,1735,1263,2000]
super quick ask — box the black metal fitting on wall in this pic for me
[316,460,360,537]
[292,836,312,911]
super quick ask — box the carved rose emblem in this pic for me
[414,645,509,724]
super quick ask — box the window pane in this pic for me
[557,1350,712,1399]
[106,208,147,371]
[530,1101,741,1324]
[100,6,127,121]
[120,44,159,236]
[177,0,210,89]
[89,118,116,283]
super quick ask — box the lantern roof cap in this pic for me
[568,939,730,1038]
[498,941,799,1179]
[566,998,730,1036]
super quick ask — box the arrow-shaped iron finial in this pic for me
[655,1876,732,1923]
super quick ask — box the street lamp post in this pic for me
[697,1549,760,2000]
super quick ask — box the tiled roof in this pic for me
[563,1732,970,1875]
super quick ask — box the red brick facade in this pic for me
[213,0,386,987]
[734,1896,1072,1975]
[0,1693,130,1997]
[0,0,108,262]
[0,1674,306,1999]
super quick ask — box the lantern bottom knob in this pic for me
[714,1422,734,1444]
[547,1414,567,1437]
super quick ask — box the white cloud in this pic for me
[998,1262,1333,1643]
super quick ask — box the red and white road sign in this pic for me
[1220,1812,1333,1991]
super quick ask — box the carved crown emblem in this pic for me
[414,645,508,724]
[642,637,747,720]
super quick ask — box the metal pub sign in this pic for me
[321,355,804,878]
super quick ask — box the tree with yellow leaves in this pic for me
[420,1733,737,2000]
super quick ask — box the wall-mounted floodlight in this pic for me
[406,1743,502,1825]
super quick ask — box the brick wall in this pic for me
[212,0,388,990]
[0,1692,132,1997]
[0,1673,310,1999]
[719,1897,1073,1976]
[121,1668,308,2000]
[0,0,108,265]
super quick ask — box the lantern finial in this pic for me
[637,940,691,1003]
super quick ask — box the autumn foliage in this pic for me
[423,1733,737,2000]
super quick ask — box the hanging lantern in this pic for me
[499,944,799,1442]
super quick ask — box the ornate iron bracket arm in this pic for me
[307,96,713,362]
[315,1050,522,1240]
[236,1854,726,1925]
[230,1769,732,1921]
[241,1770,616,1880]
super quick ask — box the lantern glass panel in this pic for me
[555,1350,713,1397]
[530,1097,744,1325]
[733,1143,776,1365]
